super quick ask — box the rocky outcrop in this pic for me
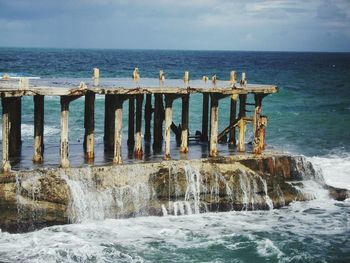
[0,154,345,233]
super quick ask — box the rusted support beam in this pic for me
[33,95,44,163]
[144,94,152,142]
[253,94,264,154]
[259,116,268,151]
[153,94,164,151]
[164,95,174,160]
[60,96,70,168]
[84,91,95,161]
[201,93,209,142]
[127,97,135,149]
[209,94,219,157]
[180,94,189,153]
[9,97,22,157]
[228,95,237,146]
[1,98,11,172]
[104,94,115,151]
[134,94,144,159]
[113,95,126,164]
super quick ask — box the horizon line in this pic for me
[0,45,349,54]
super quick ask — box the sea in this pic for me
[0,48,349,262]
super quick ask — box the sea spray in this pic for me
[15,173,45,231]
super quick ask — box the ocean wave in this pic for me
[308,154,350,190]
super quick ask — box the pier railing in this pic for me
[0,70,277,172]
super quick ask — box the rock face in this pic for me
[0,154,346,233]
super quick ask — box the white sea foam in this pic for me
[0,124,60,140]
[308,155,350,190]
[0,192,348,263]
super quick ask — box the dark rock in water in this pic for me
[0,153,343,233]
[325,185,350,201]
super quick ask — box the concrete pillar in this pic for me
[209,94,219,157]
[180,95,189,153]
[144,94,152,142]
[164,95,173,160]
[127,97,135,149]
[33,95,44,163]
[84,91,95,161]
[201,93,209,142]
[60,97,70,168]
[134,95,144,159]
[113,96,124,164]
[1,98,11,172]
[104,94,115,151]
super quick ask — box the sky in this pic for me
[0,0,349,52]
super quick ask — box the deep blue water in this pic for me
[0,48,350,263]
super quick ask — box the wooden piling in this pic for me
[8,97,22,157]
[144,94,152,142]
[237,118,246,152]
[237,94,247,152]
[1,98,11,172]
[60,97,70,168]
[159,70,165,82]
[153,94,164,151]
[240,72,247,86]
[113,95,125,164]
[180,95,189,153]
[127,97,135,149]
[33,95,44,163]
[84,91,95,160]
[93,68,99,86]
[164,95,174,160]
[134,95,144,158]
[228,95,237,146]
[209,94,219,157]
[230,71,237,84]
[184,71,189,83]
[104,94,115,151]
[238,94,247,119]
[201,94,209,142]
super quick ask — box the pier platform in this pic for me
[0,71,278,172]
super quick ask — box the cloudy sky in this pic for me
[0,0,349,51]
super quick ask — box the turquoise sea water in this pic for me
[0,48,349,262]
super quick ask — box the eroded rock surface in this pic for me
[0,154,345,233]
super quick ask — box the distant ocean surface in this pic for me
[0,48,349,262]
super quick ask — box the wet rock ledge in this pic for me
[0,153,348,233]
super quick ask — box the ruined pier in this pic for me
[0,70,277,172]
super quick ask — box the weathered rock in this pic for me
[0,154,344,233]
